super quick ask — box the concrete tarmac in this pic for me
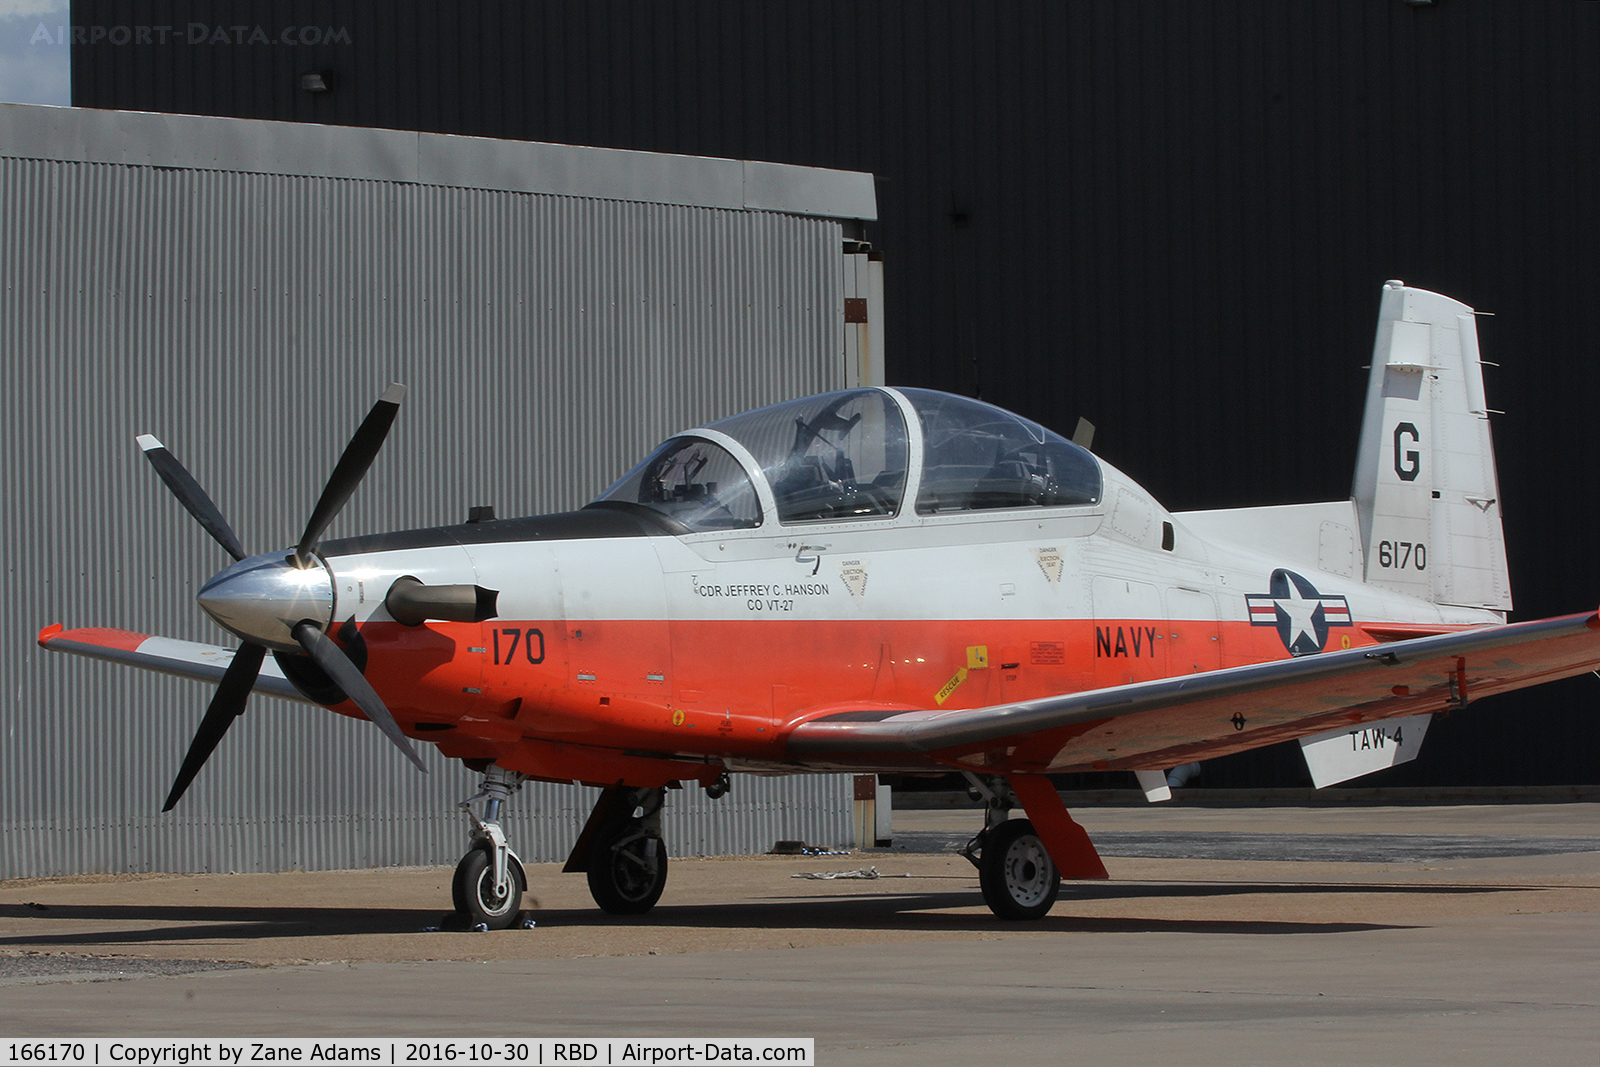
[2,803,1597,1066]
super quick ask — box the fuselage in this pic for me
[281,388,1499,788]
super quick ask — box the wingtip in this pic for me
[135,433,164,452]
[37,623,63,648]
[379,382,406,406]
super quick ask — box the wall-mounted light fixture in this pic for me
[300,72,331,93]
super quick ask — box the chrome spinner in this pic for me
[195,551,336,652]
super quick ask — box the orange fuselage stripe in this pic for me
[355,615,1400,761]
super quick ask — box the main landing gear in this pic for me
[960,775,1061,921]
[452,764,529,929]
[564,784,671,915]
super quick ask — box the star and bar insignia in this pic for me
[1246,568,1352,656]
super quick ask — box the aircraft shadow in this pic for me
[0,902,441,948]
[0,877,1529,946]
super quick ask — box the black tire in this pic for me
[451,847,525,929]
[586,826,669,915]
[978,818,1060,921]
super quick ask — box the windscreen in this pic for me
[592,436,763,530]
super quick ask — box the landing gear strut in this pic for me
[452,764,528,929]
[565,784,671,915]
[960,774,1061,921]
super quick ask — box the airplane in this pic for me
[38,281,1600,927]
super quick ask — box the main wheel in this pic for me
[586,825,669,915]
[451,847,526,929]
[978,818,1060,921]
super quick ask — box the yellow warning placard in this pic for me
[935,667,968,705]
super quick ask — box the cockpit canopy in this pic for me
[899,388,1102,515]
[712,390,909,523]
[591,388,1101,532]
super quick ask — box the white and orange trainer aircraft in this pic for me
[39,282,1600,926]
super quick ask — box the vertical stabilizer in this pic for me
[1352,282,1511,613]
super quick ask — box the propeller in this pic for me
[294,382,405,567]
[161,642,265,811]
[136,435,247,562]
[143,384,426,811]
[294,621,427,774]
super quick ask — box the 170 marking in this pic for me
[491,627,545,665]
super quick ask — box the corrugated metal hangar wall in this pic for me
[65,0,1600,788]
[0,102,876,878]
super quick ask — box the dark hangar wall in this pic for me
[71,0,1600,788]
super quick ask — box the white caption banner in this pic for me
[0,1041,815,1067]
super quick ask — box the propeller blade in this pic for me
[162,641,267,811]
[294,383,406,566]
[293,621,427,774]
[137,435,248,562]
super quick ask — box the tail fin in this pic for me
[1352,282,1511,614]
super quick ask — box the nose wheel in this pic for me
[453,764,528,930]
[453,846,526,927]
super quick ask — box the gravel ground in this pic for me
[0,951,252,986]
[1,803,1595,970]
[886,827,1600,862]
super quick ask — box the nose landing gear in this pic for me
[452,764,529,929]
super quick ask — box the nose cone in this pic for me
[197,552,335,652]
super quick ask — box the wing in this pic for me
[785,610,1600,774]
[38,625,312,704]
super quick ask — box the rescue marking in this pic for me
[935,667,968,705]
